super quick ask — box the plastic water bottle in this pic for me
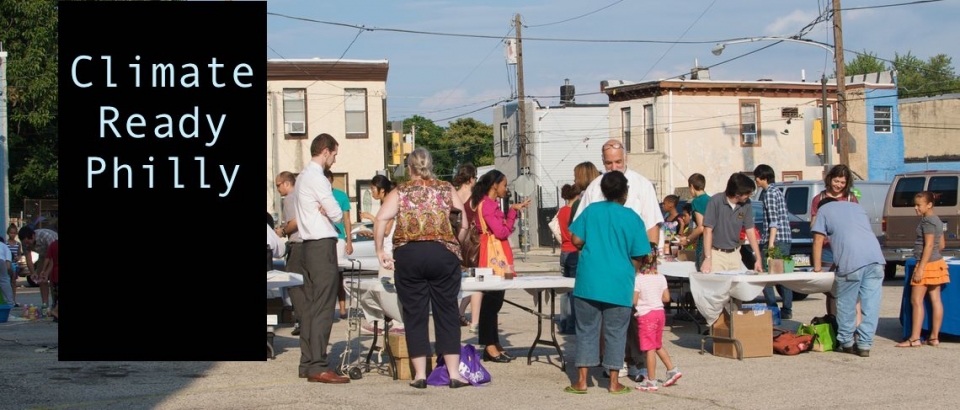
[22,304,30,318]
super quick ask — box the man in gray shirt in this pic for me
[812,198,885,358]
[701,173,763,273]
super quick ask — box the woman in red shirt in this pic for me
[557,184,581,334]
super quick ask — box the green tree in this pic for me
[845,51,887,76]
[442,118,494,174]
[397,116,494,181]
[893,52,960,98]
[1,0,60,210]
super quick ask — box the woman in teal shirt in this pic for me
[565,171,650,395]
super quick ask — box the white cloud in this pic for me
[764,9,819,36]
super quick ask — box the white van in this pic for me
[766,179,891,269]
[881,170,960,279]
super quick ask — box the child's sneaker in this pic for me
[636,379,658,391]
[618,362,629,378]
[662,367,682,387]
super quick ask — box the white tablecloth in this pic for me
[660,263,835,326]
[267,270,303,290]
[347,276,575,324]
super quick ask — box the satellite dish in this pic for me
[514,174,535,197]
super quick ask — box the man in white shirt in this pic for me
[294,133,350,384]
[571,139,664,382]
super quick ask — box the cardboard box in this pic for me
[711,308,773,359]
[677,249,697,262]
[387,333,412,380]
[386,333,440,380]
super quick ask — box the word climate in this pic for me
[75,55,252,197]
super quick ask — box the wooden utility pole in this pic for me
[833,0,850,166]
[515,14,527,171]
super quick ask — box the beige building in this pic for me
[899,93,960,162]
[602,73,849,198]
[266,59,389,223]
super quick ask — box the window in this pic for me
[621,108,632,153]
[283,88,307,139]
[781,107,799,119]
[644,104,655,152]
[783,187,810,215]
[892,177,925,207]
[929,176,958,207]
[874,106,892,133]
[781,171,803,181]
[344,88,368,138]
[740,99,760,147]
[499,122,510,157]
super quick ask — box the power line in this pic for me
[841,0,942,11]
[267,12,741,44]
[428,27,515,114]
[430,100,510,123]
[524,0,625,28]
[638,0,717,81]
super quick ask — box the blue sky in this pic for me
[265,0,960,126]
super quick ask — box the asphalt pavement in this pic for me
[3,248,957,410]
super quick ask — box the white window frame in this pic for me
[621,107,632,153]
[282,88,307,139]
[500,122,510,157]
[874,105,892,133]
[740,99,761,147]
[643,104,655,152]
[344,88,368,138]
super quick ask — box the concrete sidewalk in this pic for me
[4,267,958,409]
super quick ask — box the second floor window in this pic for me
[500,122,510,157]
[621,107,632,153]
[643,104,654,152]
[740,99,760,147]
[874,106,892,133]
[283,88,307,139]
[345,88,368,138]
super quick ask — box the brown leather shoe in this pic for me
[307,371,350,384]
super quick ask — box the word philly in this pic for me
[73,55,253,197]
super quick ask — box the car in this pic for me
[271,223,380,273]
[881,170,959,280]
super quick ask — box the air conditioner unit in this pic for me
[285,121,306,134]
[742,133,757,144]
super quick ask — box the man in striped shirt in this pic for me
[754,164,794,319]
[20,226,58,309]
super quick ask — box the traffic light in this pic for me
[812,119,824,155]
[391,132,401,165]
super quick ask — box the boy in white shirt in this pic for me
[633,270,682,391]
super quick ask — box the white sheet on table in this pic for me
[689,272,835,326]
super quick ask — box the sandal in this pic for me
[926,338,940,347]
[895,339,922,348]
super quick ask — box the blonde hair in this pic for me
[573,161,601,191]
[406,148,435,179]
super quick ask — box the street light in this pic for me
[711,36,846,167]
[711,36,835,57]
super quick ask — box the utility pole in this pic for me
[821,75,833,166]
[0,43,9,231]
[833,0,850,166]
[515,14,527,172]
